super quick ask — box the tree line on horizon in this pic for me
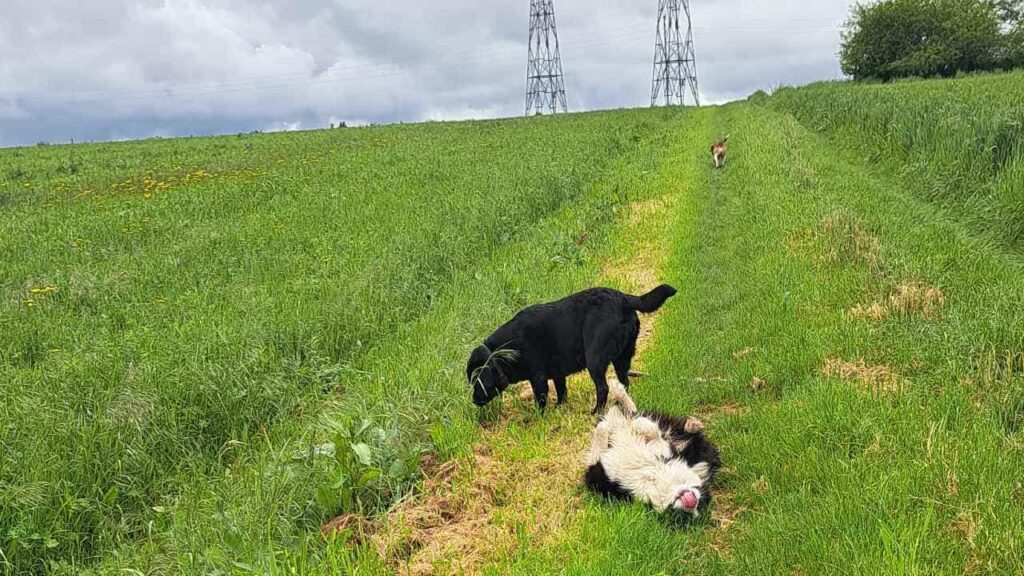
[841,0,1023,80]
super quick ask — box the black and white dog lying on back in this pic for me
[585,380,720,516]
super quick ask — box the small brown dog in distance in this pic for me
[710,137,728,169]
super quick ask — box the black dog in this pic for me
[466,285,677,413]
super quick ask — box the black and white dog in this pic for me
[585,380,720,516]
[467,285,677,413]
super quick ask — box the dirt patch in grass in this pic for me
[822,357,905,396]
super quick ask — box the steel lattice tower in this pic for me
[525,0,568,115]
[651,0,700,107]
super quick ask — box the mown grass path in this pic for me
[315,111,708,576]
[384,102,1024,576]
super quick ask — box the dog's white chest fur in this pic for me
[588,403,706,512]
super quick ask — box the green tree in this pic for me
[991,0,1024,67]
[1004,26,1024,67]
[841,0,1005,80]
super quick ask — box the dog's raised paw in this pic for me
[684,418,705,434]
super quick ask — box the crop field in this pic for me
[2,73,1023,575]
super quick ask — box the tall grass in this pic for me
[769,72,1024,251]
[0,110,686,574]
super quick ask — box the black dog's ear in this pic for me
[467,345,492,383]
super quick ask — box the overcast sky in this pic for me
[0,0,850,147]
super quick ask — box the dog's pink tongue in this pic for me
[681,491,699,510]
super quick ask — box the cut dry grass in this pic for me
[822,357,905,396]
[394,434,581,575]
[845,302,887,321]
[846,281,945,322]
[787,213,882,272]
[694,401,751,420]
[369,386,595,576]
[732,347,757,361]
[888,281,946,319]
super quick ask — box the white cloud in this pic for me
[0,0,852,146]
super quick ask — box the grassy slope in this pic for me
[469,102,1023,575]
[1,109,700,574]
[768,72,1024,252]
[119,109,695,576]
[0,110,690,574]
[4,75,1024,576]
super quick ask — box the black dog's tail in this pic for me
[626,284,677,314]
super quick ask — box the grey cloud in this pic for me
[0,0,851,147]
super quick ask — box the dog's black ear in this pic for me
[467,345,492,383]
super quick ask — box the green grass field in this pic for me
[2,73,1023,575]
